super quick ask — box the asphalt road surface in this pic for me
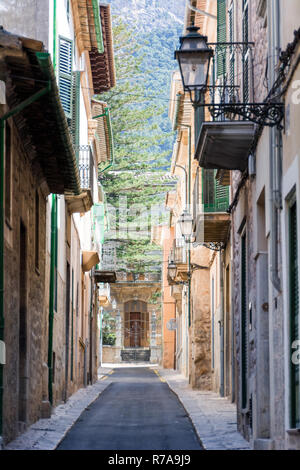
[57,367,203,450]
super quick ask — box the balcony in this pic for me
[195,120,255,171]
[98,283,111,307]
[194,41,257,171]
[167,239,189,285]
[65,145,94,214]
[94,242,118,284]
[193,169,230,245]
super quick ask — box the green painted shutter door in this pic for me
[71,71,81,163]
[58,37,73,119]
[217,0,227,78]
[215,177,229,211]
[203,169,215,212]
[203,170,229,212]
[241,233,248,409]
[229,4,235,88]
[242,1,250,102]
[290,201,300,428]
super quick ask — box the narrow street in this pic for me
[57,368,202,451]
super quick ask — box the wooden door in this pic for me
[130,312,141,347]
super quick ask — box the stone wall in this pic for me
[2,115,48,444]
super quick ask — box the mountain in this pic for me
[106,0,186,31]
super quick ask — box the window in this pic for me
[289,197,300,428]
[217,0,227,79]
[211,277,215,370]
[228,2,235,89]
[5,121,12,224]
[58,36,73,119]
[202,169,229,212]
[241,230,248,409]
[242,0,250,102]
[70,71,81,162]
[35,191,39,271]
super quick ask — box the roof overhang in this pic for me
[89,4,116,94]
[73,0,104,55]
[0,29,80,195]
[94,270,117,283]
[195,121,256,171]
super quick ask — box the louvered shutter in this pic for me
[229,3,235,90]
[241,232,248,409]
[70,71,81,162]
[290,201,300,427]
[202,169,215,212]
[242,0,250,102]
[58,36,73,119]
[215,178,229,211]
[203,169,229,212]
[217,0,227,78]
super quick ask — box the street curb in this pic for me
[157,368,251,451]
[154,368,206,450]
[54,380,112,450]
[4,374,113,451]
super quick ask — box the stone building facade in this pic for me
[184,0,300,450]
[0,0,116,446]
[101,272,162,365]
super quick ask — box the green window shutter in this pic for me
[289,200,300,428]
[215,178,229,211]
[217,0,227,78]
[229,3,235,89]
[203,169,229,212]
[242,0,250,102]
[241,232,248,409]
[58,36,73,119]
[202,169,215,212]
[70,71,81,162]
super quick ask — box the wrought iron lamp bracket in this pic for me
[184,41,284,129]
[191,99,285,129]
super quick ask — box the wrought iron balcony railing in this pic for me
[195,43,284,128]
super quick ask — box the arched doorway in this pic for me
[124,300,149,348]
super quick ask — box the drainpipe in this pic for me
[187,0,217,20]
[47,0,58,406]
[48,194,57,405]
[268,0,282,293]
[0,83,51,445]
[219,250,225,397]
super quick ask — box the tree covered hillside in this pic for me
[99,0,186,274]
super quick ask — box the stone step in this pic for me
[121,349,151,362]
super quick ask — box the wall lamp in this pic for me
[175,26,284,128]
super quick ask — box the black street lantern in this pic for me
[167,260,177,280]
[175,26,213,94]
[174,26,284,128]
